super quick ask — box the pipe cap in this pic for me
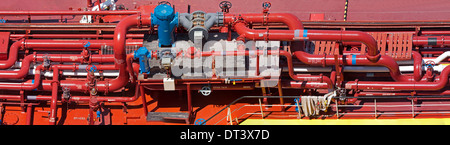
[153,4,175,21]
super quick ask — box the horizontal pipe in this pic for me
[345,65,450,91]
[232,22,380,62]
[293,51,423,82]
[11,34,144,39]
[224,13,303,30]
[0,10,139,16]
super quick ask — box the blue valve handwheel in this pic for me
[194,118,206,125]
[90,65,97,72]
[84,42,91,48]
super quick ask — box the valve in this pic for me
[219,1,232,13]
[425,60,435,81]
[87,65,98,89]
[42,54,51,69]
[199,85,212,96]
[134,47,152,74]
[62,86,71,101]
[158,1,171,6]
[425,60,435,70]
[82,41,91,63]
[262,1,271,9]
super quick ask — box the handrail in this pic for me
[202,95,450,125]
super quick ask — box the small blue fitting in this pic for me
[151,4,178,47]
[194,118,206,125]
[84,41,91,48]
[90,65,97,72]
[134,47,152,74]
[96,110,101,118]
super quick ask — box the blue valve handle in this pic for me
[84,41,91,48]
[89,65,97,72]
[425,60,435,69]
[294,98,301,113]
[96,110,101,118]
[194,118,206,125]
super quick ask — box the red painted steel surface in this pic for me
[1,0,450,125]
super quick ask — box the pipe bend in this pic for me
[0,39,24,70]
[109,14,151,92]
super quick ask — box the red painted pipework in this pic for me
[0,54,34,79]
[345,65,450,91]
[232,22,380,62]
[0,39,139,72]
[293,51,423,82]
[49,66,59,125]
[127,53,137,84]
[19,15,151,93]
[0,83,141,103]
[0,10,139,16]
[278,50,333,88]
[25,39,143,49]
[10,34,144,39]
[0,39,23,69]
[108,14,150,93]
[224,13,303,29]
[413,36,450,47]
[0,65,42,90]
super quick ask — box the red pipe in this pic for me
[224,13,303,29]
[278,50,333,88]
[108,14,150,93]
[0,39,24,69]
[0,39,139,73]
[7,15,151,93]
[345,65,450,91]
[0,83,141,103]
[25,104,33,125]
[413,36,450,47]
[232,22,380,62]
[0,10,139,16]
[10,34,144,39]
[25,39,143,50]
[293,51,423,82]
[49,67,59,125]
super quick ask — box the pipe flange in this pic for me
[192,10,206,19]
[192,18,205,27]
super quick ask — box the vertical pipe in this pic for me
[186,83,192,124]
[26,103,33,125]
[277,79,285,112]
[49,67,59,125]
[87,0,93,7]
[140,84,148,118]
